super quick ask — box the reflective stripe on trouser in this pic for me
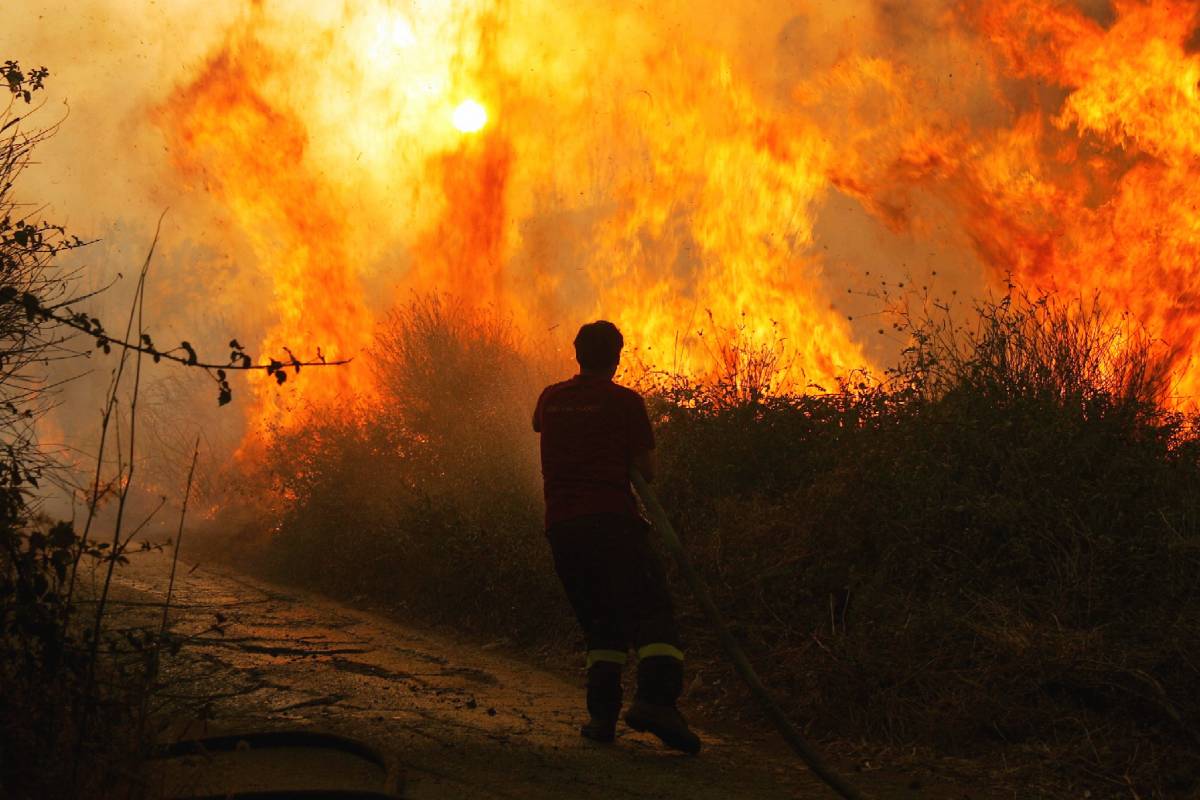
[587,645,682,667]
[585,649,628,668]
[637,643,684,661]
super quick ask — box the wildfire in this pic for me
[150,0,1200,429]
[970,0,1200,397]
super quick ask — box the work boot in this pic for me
[580,716,617,743]
[635,654,684,706]
[582,659,622,743]
[624,700,702,755]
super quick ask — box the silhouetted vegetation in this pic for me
[652,292,1198,796]
[1,62,157,799]
[237,296,559,640]
[1,61,343,798]
[211,289,1200,798]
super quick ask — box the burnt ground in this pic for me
[106,550,997,799]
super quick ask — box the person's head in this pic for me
[574,320,623,376]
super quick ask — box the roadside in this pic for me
[111,549,996,799]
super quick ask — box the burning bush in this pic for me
[244,296,568,640]
[653,292,1199,795]
[371,295,544,506]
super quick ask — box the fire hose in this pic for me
[632,469,867,800]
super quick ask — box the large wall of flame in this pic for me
[8,0,1200,469]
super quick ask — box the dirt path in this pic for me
[109,551,954,799]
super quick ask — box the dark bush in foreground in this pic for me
[220,291,1200,797]
[0,491,162,800]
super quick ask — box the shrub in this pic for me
[652,292,1199,795]
[0,62,146,800]
[247,297,569,641]
[1,61,199,800]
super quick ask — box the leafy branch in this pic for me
[0,286,349,406]
[3,61,49,106]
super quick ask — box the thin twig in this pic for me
[161,437,200,638]
[72,215,160,782]
[1,291,350,373]
[63,215,167,614]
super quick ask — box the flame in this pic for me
[969,0,1200,397]
[452,99,489,133]
[149,0,1200,427]
[825,0,1200,398]
[158,36,376,433]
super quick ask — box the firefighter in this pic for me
[532,320,701,754]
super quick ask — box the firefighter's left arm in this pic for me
[633,447,656,483]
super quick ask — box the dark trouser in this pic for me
[547,513,684,721]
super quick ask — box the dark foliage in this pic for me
[652,293,1199,796]
[0,488,166,800]
[0,62,156,800]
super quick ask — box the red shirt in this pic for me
[533,374,655,528]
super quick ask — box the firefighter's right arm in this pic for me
[630,392,656,482]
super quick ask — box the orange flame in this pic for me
[158,35,375,432]
[152,0,1200,426]
[971,0,1200,396]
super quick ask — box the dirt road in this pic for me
[109,551,943,799]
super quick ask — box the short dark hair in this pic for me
[574,320,624,371]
